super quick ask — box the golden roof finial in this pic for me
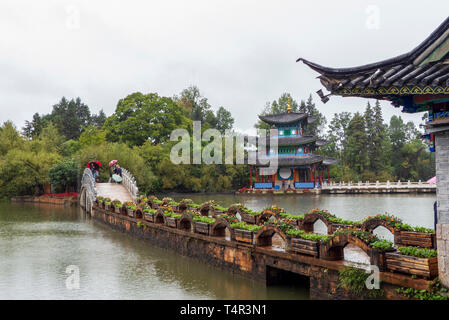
[287,97,292,113]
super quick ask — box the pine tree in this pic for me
[298,94,327,137]
[343,112,369,176]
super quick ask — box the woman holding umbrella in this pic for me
[108,160,117,183]
[87,161,102,185]
[109,160,123,184]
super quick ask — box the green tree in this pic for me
[22,113,43,139]
[49,158,79,193]
[91,109,107,127]
[298,94,327,137]
[215,107,234,134]
[104,92,191,146]
[343,112,369,176]
[323,111,352,157]
[50,97,92,140]
[255,93,300,130]
[0,148,61,197]
[0,121,25,155]
[78,126,107,147]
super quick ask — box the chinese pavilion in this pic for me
[250,100,338,190]
[297,16,449,286]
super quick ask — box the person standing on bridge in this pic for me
[113,164,123,184]
[88,161,100,185]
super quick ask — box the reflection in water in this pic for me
[0,202,307,300]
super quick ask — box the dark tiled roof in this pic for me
[258,135,317,147]
[258,112,307,125]
[251,154,338,167]
[297,16,449,99]
[323,157,340,165]
[316,139,330,147]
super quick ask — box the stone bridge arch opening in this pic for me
[303,213,331,235]
[256,226,287,251]
[259,211,276,224]
[179,214,193,232]
[199,203,212,217]
[155,210,166,224]
[320,233,381,267]
[210,218,232,241]
[362,218,396,243]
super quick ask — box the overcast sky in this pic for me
[1,0,448,134]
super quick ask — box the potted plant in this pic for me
[385,247,438,279]
[165,211,182,228]
[96,196,104,207]
[192,215,216,235]
[112,200,122,214]
[104,197,112,211]
[239,208,261,225]
[277,212,305,228]
[161,197,174,206]
[285,228,330,257]
[212,204,228,215]
[363,214,435,248]
[179,198,193,212]
[230,221,262,244]
[168,200,180,211]
[125,201,137,218]
[143,207,157,222]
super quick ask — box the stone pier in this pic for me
[436,132,449,287]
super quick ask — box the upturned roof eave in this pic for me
[296,16,449,76]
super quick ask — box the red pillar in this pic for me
[272,173,275,188]
[314,166,317,187]
[256,168,259,183]
[250,167,252,188]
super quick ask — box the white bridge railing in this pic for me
[80,168,97,212]
[322,180,436,189]
[122,168,138,201]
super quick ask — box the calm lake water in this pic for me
[0,193,435,299]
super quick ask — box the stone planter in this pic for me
[114,206,122,214]
[385,252,438,278]
[104,204,112,211]
[232,229,254,244]
[143,211,155,222]
[166,217,179,228]
[240,213,258,225]
[397,231,435,248]
[286,236,320,257]
[126,208,136,218]
[193,222,210,235]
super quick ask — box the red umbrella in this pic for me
[86,161,102,170]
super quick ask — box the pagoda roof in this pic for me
[259,135,317,147]
[258,112,317,125]
[297,16,449,100]
[252,154,339,167]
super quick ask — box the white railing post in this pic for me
[81,168,97,213]
[121,168,139,201]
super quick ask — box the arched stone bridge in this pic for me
[80,167,138,213]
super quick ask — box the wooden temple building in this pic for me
[297,16,449,287]
[250,100,338,190]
